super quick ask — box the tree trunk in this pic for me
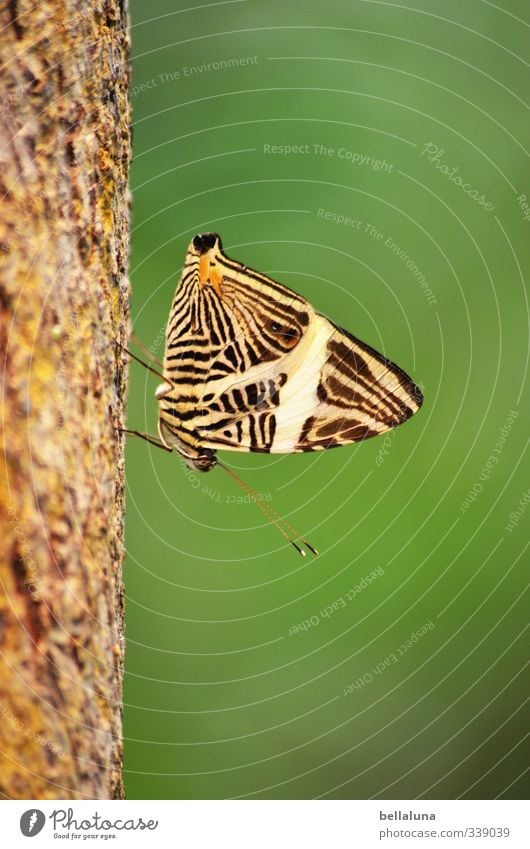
[0,0,130,799]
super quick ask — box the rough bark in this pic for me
[0,0,130,799]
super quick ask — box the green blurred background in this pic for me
[124,0,528,799]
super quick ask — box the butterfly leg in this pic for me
[116,342,171,385]
[118,428,172,453]
[130,330,164,369]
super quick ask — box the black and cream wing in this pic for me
[159,232,423,457]
[198,310,423,454]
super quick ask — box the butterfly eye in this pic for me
[267,319,300,348]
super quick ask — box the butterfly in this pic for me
[124,233,423,554]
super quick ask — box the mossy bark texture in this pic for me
[0,0,131,799]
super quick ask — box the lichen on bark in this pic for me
[0,0,131,799]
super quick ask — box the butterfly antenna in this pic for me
[218,462,305,556]
[265,502,319,557]
[216,461,317,557]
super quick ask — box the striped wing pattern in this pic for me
[157,234,423,464]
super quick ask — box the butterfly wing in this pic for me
[159,233,314,457]
[198,311,423,453]
[166,234,423,455]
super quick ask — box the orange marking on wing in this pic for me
[210,265,224,296]
[199,254,210,285]
[199,252,223,296]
